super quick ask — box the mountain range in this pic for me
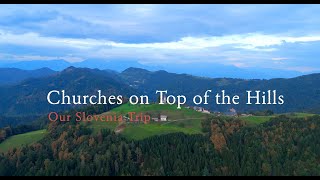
[0,66,320,116]
[0,67,136,116]
[0,59,310,79]
[121,67,320,113]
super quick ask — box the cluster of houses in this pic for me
[186,106,211,114]
[187,106,253,117]
[213,108,253,117]
[121,101,254,125]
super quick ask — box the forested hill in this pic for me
[0,68,56,85]
[1,114,319,176]
[0,67,136,116]
[120,68,320,113]
[1,66,320,116]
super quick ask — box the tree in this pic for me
[202,167,210,176]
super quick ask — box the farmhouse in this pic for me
[193,106,210,114]
[160,115,168,121]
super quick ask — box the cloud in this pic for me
[0,5,320,73]
[0,5,319,73]
[232,62,249,68]
[2,5,320,43]
[1,29,320,72]
[2,29,320,51]
[271,57,289,61]
[0,30,105,49]
[0,53,83,62]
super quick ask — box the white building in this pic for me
[202,109,210,114]
[160,115,168,121]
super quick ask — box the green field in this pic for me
[240,113,316,125]
[0,129,47,153]
[90,104,317,139]
[121,120,203,140]
[108,103,205,119]
[1,104,315,151]
[88,103,207,140]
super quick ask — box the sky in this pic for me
[0,4,320,72]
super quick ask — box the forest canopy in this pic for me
[1,114,320,176]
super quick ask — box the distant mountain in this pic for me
[0,59,159,72]
[158,63,304,79]
[120,67,320,113]
[0,68,56,85]
[0,67,136,116]
[0,59,307,79]
[74,59,160,72]
[1,60,71,71]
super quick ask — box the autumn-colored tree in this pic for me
[211,133,227,152]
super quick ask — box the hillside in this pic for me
[0,67,136,116]
[0,129,47,153]
[1,113,320,175]
[1,66,320,116]
[0,103,208,152]
[87,103,209,140]
[120,68,320,113]
[0,68,56,85]
[0,105,314,151]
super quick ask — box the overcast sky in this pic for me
[0,4,320,72]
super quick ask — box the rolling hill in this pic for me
[0,103,208,150]
[0,68,56,85]
[0,103,316,155]
[0,67,136,116]
[87,103,209,140]
[1,66,320,120]
[120,68,320,114]
[1,111,320,176]
[0,129,47,153]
